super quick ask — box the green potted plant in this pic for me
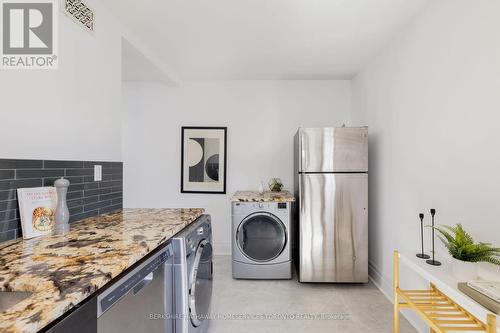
[432,224,500,280]
[268,178,284,192]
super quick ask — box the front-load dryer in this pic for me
[232,202,292,279]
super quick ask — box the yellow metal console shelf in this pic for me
[394,251,497,333]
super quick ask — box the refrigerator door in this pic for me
[299,173,368,282]
[298,127,368,173]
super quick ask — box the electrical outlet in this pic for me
[94,165,102,181]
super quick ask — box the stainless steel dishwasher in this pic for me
[97,244,174,333]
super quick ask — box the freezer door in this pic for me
[298,127,368,172]
[299,173,368,282]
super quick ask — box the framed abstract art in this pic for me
[181,127,227,194]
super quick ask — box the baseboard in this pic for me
[213,241,231,255]
[369,261,426,333]
[368,261,393,299]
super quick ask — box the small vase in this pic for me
[258,182,265,194]
[451,257,478,281]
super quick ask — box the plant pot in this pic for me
[268,178,283,192]
[451,257,478,281]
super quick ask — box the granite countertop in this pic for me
[231,191,295,202]
[0,208,204,333]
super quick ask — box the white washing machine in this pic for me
[232,201,292,279]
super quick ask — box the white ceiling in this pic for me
[122,38,173,83]
[106,0,430,80]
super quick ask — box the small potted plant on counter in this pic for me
[432,223,500,280]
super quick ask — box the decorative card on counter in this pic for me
[17,187,57,239]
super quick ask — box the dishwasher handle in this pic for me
[97,246,171,317]
[132,272,153,295]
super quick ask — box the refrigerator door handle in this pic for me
[351,218,357,262]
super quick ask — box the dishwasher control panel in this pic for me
[97,245,171,317]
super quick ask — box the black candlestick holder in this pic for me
[426,208,441,266]
[416,213,430,259]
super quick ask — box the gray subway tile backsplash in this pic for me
[0,230,16,242]
[83,183,99,191]
[44,160,84,169]
[0,159,43,169]
[99,204,122,215]
[69,210,99,223]
[84,200,112,212]
[0,158,123,243]
[0,219,19,232]
[66,168,95,176]
[0,200,16,211]
[0,179,43,191]
[0,209,17,221]
[83,196,98,205]
[0,170,15,180]
[100,192,121,201]
[83,161,114,169]
[16,169,65,179]
[0,190,17,201]
[67,191,84,200]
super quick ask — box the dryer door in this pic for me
[236,212,287,262]
[189,239,213,327]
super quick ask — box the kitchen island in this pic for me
[0,208,204,333]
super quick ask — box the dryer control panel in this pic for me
[277,202,287,210]
[232,201,290,217]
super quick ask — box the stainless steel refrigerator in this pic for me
[294,127,368,283]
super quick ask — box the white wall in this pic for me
[352,0,500,331]
[0,0,122,161]
[122,80,351,253]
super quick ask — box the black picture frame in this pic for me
[181,126,227,194]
